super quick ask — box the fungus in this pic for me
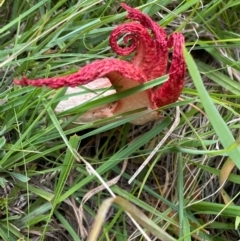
[14,3,186,125]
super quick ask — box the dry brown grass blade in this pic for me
[78,159,128,238]
[128,106,181,184]
[0,0,5,7]
[87,196,176,241]
[219,157,235,204]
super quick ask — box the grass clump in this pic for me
[0,0,240,240]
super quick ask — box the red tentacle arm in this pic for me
[110,4,168,80]
[14,59,146,88]
[152,33,185,107]
[110,23,153,57]
[110,22,161,79]
[121,3,168,68]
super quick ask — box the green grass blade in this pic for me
[184,48,240,169]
